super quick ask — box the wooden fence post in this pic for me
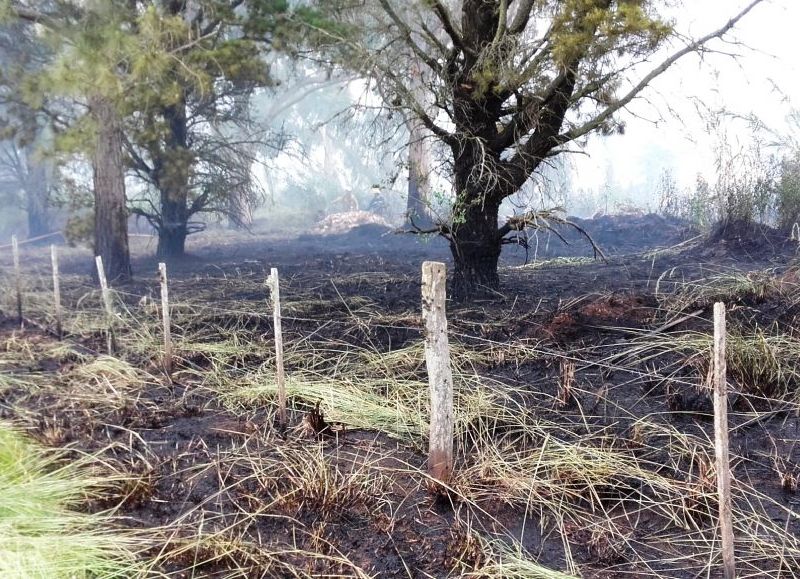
[11,235,22,328]
[713,302,735,579]
[51,245,62,338]
[95,255,115,354]
[158,263,173,378]
[267,268,287,429]
[421,261,454,486]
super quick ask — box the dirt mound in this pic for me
[314,211,392,235]
[524,213,690,258]
[702,219,792,256]
[298,212,451,256]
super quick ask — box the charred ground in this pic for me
[0,214,799,578]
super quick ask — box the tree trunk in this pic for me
[405,57,434,226]
[406,127,434,226]
[25,161,50,239]
[449,188,502,301]
[91,96,131,282]
[157,195,188,258]
[155,100,191,258]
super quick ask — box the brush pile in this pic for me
[315,211,391,235]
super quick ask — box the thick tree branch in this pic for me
[380,66,457,147]
[508,0,535,35]
[501,67,578,193]
[491,0,508,47]
[429,0,468,55]
[397,214,452,240]
[8,6,61,30]
[492,65,573,151]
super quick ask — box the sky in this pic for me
[573,0,800,199]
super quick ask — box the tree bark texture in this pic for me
[91,96,131,282]
[449,135,506,300]
[154,100,191,258]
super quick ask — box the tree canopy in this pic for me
[2,0,305,273]
[312,0,765,299]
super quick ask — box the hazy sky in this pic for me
[574,0,800,196]
[264,1,800,214]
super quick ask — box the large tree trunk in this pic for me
[155,100,191,258]
[91,96,131,282]
[449,180,502,301]
[449,211,502,300]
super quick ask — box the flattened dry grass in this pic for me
[211,339,800,575]
[613,327,800,398]
[656,267,777,310]
[213,367,504,444]
[466,538,579,578]
[3,250,800,577]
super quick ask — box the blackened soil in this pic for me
[2,216,800,577]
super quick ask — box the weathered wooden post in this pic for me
[421,261,454,486]
[267,268,287,429]
[158,263,173,378]
[11,235,22,328]
[713,302,735,579]
[95,255,116,354]
[51,245,62,338]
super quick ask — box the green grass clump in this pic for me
[0,423,143,579]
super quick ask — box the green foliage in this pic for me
[658,112,790,229]
[3,0,307,244]
[551,0,672,67]
[776,153,800,231]
[0,423,142,578]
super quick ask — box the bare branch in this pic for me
[377,0,442,74]
[498,208,607,262]
[396,214,451,240]
[557,0,766,147]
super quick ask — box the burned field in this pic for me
[1,219,800,578]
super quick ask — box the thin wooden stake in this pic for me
[267,268,286,429]
[11,235,22,328]
[713,302,736,579]
[158,262,173,378]
[51,245,62,338]
[421,261,454,485]
[95,255,115,354]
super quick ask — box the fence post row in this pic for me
[713,302,736,579]
[421,261,454,486]
[159,263,173,379]
[95,255,116,354]
[267,268,287,429]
